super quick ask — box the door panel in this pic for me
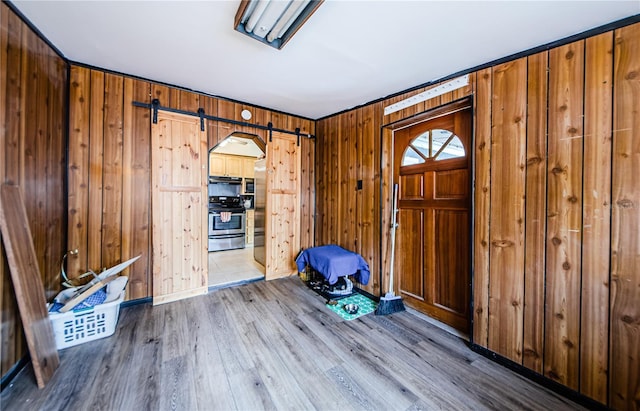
[435,169,468,199]
[393,104,472,334]
[397,209,424,300]
[265,131,300,280]
[400,174,425,200]
[151,111,208,304]
[434,209,469,315]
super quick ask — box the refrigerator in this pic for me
[253,158,266,266]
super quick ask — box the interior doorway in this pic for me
[392,103,472,334]
[207,132,266,289]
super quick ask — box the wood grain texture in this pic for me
[1,3,67,377]
[216,100,235,144]
[380,125,393,296]
[299,133,315,250]
[397,209,424,299]
[67,66,91,279]
[0,5,8,374]
[88,70,104,272]
[203,95,219,148]
[362,103,382,295]
[314,119,326,244]
[151,112,208,304]
[488,58,527,363]
[610,23,640,411]
[265,131,300,280]
[523,51,548,373]
[328,116,342,244]
[544,41,584,390]
[580,32,613,404]
[22,26,43,283]
[121,78,151,300]
[44,43,67,297]
[472,69,492,348]
[4,9,22,186]
[101,73,124,269]
[336,112,348,249]
[344,111,357,252]
[1,277,584,411]
[0,184,59,388]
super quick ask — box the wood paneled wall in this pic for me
[315,103,383,296]
[66,65,315,301]
[315,21,640,410]
[0,3,68,376]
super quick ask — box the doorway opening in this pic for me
[389,99,473,335]
[208,132,266,289]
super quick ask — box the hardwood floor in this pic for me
[1,277,583,410]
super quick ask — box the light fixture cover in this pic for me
[234,0,324,50]
[241,109,252,120]
[384,75,470,116]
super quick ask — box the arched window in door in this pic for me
[401,128,466,166]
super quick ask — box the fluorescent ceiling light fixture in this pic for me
[384,75,470,116]
[235,0,324,50]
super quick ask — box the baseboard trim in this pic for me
[121,297,152,308]
[208,276,265,292]
[0,355,29,392]
[469,343,609,410]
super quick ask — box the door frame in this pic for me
[380,96,475,337]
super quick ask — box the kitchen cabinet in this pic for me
[243,157,256,178]
[246,209,254,245]
[210,153,243,177]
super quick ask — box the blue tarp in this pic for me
[296,245,370,285]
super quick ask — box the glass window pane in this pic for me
[402,146,424,166]
[431,129,453,155]
[411,132,430,158]
[435,135,465,160]
[401,127,465,168]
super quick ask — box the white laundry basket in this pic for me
[48,276,128,349]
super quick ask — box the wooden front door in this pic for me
[393,107,472,333]
[265,131,300,280]
[151,111,208,305]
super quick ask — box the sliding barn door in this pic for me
[265,131,301,280]
[151,111,208,304]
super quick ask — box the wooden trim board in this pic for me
[152,286,208,306]
[0,184,59,388]
[59,275,119,313]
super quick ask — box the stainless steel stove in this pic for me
[208,196,246,252]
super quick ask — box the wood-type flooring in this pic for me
[1,277,583,410]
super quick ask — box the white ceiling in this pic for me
[12,1,640,119]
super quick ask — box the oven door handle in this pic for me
[211,212,245,217]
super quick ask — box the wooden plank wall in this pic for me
[66,65,316,300]
[315,104,383,296]
[0,3,68,377]
[488,58,527,364]
[315,21,640,410]
[610,23,640,411]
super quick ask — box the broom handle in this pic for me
[388,184,399,294]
